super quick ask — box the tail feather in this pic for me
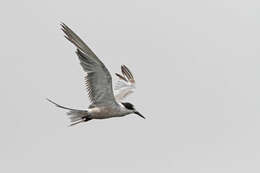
[46,98,91,126]
[69,119,86,126]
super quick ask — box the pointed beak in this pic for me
[134,111,145,119]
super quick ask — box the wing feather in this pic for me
[61,23,98,61]
[61,23,116,106]
[115,73,127,82]
[121,65,134,82]
[114,65,136,101]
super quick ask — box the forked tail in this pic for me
[46,98,91,126]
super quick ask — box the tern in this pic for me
[47,23,145,126]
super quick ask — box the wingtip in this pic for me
[60,22,66,28]
[60,23,69,39]
[60,22,67,32]
[115,73,127,82]
[60,22,70,36]
[121,65,125,71]
[121,64,134,82]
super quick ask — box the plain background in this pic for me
[1,0,260,172]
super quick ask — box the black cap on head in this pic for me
[121,102,134,110]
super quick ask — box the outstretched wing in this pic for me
[61,23,117,106]
[114,65,136,101]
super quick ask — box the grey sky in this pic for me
[1,0,260,172]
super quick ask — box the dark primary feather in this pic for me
[115,73,127,82]
[121,65,135,83]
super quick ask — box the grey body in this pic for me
[47,23,144,126]
[88,104,132,119]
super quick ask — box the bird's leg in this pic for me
[83,116,92,122]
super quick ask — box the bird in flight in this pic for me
[47,23,145,126]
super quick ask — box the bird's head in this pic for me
[121,102,145,119]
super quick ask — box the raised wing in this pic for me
[114,65,136,101]
[61,23,117,106]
